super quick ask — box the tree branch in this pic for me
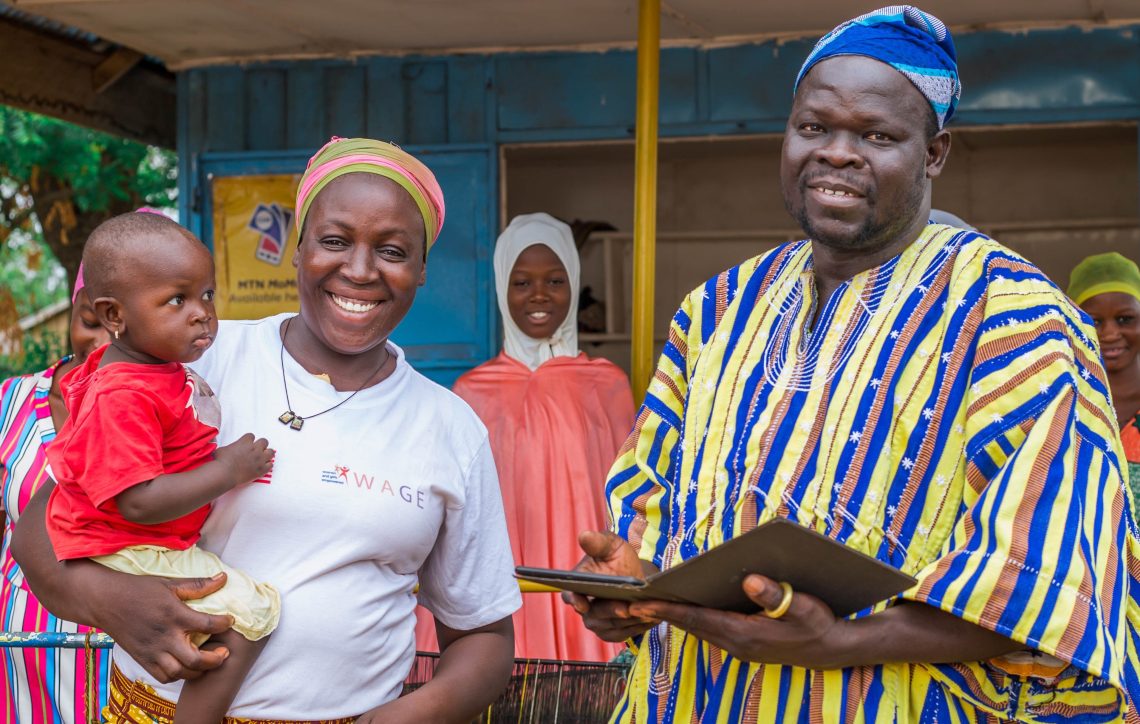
[2,204,36,233]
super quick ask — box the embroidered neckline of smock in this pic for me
[759,226,961,393]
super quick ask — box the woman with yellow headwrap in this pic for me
[12,138,520,723]
[1070,251,1140,503]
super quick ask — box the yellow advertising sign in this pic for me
[211,174,302,320]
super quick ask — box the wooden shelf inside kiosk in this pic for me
[577,229,800,345]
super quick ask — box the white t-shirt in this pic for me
[114,314,521,719]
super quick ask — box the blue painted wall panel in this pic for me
[706,39,814,124]
[660,48,700,125]
[177,71,204,233]
[366,57,406,142]
[247,69,286,151]
[285,65,325,149]
[325,65,366,139]
[496,51,635,131]
[954,26,1140,125]
[447,57,489,143]
[204,68,245,152]
[403,61,448,145]
[495,48,699,131]
[495,44,744,131]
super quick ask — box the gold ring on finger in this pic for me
[763,581,794,619]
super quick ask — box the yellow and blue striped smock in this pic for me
[607,224,1140,722]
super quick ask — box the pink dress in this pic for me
[416,353,635,661]
[0,358,109,722]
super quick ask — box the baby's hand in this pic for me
[215,433,275,486]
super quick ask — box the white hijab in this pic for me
[493,213,580,370]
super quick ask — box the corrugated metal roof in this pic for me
[0,1,100,45]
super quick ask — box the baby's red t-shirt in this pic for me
[45,345,219,560]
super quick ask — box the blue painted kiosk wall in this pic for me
[178,25,1140,385]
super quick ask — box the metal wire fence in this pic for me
[0,633,632,724]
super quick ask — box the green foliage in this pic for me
[0,106,177,216]
[0,221,67,319]
[0,105,177,321]
[0,329,67,379]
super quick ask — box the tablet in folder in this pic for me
[516,518,917,617]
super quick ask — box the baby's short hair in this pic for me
[82,212,198,298]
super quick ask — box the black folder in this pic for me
[516,518,917,617]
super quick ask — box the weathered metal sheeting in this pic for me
[0,631,114,649]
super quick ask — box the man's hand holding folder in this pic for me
[551,526,853,668]
[622,574,851,669]
[559,530,663,643]
[528,519,1021,670]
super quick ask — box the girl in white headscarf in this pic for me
[415,213,635,661]
[493,213,582,369]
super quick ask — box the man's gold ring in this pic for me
[763,581,794,619]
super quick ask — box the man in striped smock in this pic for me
[565,6,1140,722]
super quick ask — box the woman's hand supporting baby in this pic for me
[116,433,273,525]
[11,431,275,687]
[12,483,234,682]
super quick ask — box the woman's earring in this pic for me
[114,329,120,340]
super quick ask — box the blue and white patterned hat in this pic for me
[794,6,961,129]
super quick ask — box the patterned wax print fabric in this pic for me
[0,359,110,722]
[607,224,1140,722]
[416,351,634,661]
[1122,414,1140,508]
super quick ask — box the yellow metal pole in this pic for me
[518,580,562,594]
[631,0,660,403]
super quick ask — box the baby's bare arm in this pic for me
[117,434,273,525]
[174,630,267,723]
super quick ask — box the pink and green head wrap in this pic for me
[295,137,446,251]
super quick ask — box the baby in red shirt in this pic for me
[45,212,279,724]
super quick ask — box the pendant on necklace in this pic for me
[278,411,304,431]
